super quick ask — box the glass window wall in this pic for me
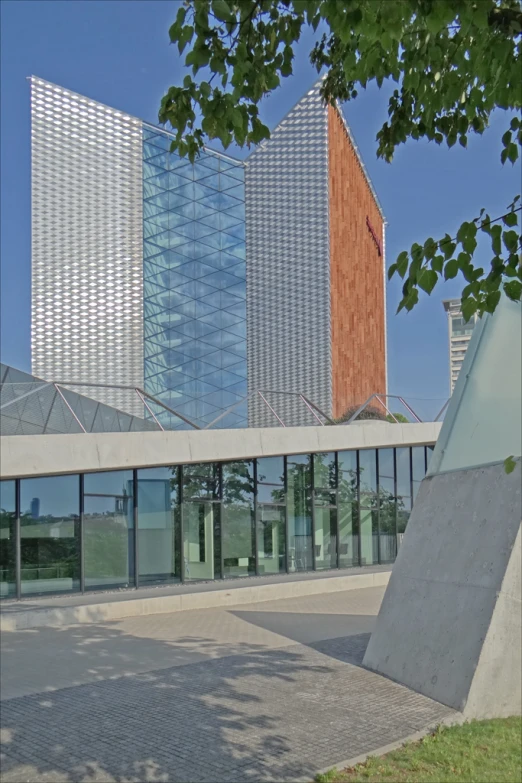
[287,455,313,572]
[257,457,285,575]
[182,463,221,581]
[84,470,134,591]
[2,440,433,599]
[137,467,180,586]
[222,461,255,578]
[359,450,378,566]
[0,481,16,598]
[20,475,80,595]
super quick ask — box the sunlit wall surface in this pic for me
[142,128,247,428]
[429,297,522,475]
[0,444,433,599]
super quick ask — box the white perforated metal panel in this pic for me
[30,77,144,415]
[245,82,331,427]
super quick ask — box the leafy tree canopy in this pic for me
[160,0,521,318]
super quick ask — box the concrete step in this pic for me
[0,568,391,631]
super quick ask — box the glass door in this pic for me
[182,501,220,581]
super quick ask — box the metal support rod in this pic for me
[374,394,398,422]
[0,382,53,410]
[54,385,87,432]
[42,388,59,433]
[258,391,286,427]
[135,389,164,431]
[299,394,325,426]
[434,398,450,421]
[344,393,381,425]
[204,392,253,430]
[139,389,201,430]
[398,396,422,423]
[301,395,336,425]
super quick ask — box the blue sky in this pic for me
[1,0,520,420]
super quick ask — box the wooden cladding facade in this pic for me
[328,105,386,419]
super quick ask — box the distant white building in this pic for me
[443,299,478,394]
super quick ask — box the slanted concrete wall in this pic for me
[363,460,521,718]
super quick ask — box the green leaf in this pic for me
[441,235,456,260]
[503,230,519,252]
[444,259,459,280]
[396,251,408,278]
[417,269,438,294]
[484,290,501,313]
[491,225,502,255]
[387,262,398,280]
[502,211,518,227]
[504,280,522,301]
[431,255,444,273]
[508,143,518,164]
[461,297,477,322]
[504,456,517,474]
[212,0,234,23]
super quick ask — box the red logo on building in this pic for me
[366,216,382,256]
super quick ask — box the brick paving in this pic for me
[0,588,454,783]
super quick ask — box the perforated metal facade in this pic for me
[245,82,332,427]
[142,128,247,429]
[30,77,144,416]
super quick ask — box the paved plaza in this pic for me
[0,586,453,783]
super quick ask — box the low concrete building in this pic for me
[0,421,440,600]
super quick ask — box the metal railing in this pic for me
[1,379,444,433]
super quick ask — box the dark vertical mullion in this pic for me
[284,457,289,574]
[253,460,259,576]
[393,448,398,547]
[335,452,340,570]
[133,469,139,589]
[409,447,414,503]
[180,465,186,584]
[218,463,224,580]
[310,454,316,571]
[356,451,362,567]
[79,474,85,593]
[376,450,381,565]
[15,478,21,600]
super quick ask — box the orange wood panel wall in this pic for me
[328,105,386,419]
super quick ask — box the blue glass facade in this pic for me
[142,127,247,429]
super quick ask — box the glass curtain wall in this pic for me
[137,466,181,585]
[0,480,16,598]
[20,475,80,595]
[1,446,433,598]
[256,457,286,575]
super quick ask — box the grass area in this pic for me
[316,718,522,783]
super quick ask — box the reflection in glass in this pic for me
[257,505,286,574]
[338,451,358,567]
[183,501,220,580]
[84,470,134,591]
[359,450,377,565]
[138,467,180,586]
[315,505,337,570]
[20,475,80,595]
[222,461,255,578]
[287,455,313,571]
[378,449,396,563]
[412,447,426,499]
[313,453,336,489]
[396,448,412,498]
[0,481,16,598]
[256,457,284,486]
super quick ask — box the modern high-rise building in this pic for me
[30,76,386,428]
[443,299,478,394]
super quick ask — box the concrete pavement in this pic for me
[0,587,454,782]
